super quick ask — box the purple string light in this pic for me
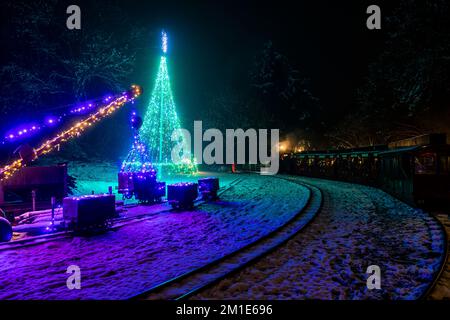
[2,93,122,145]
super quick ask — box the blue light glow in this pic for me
[162,30,168,54]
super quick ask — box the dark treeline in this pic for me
[0,0,449,164]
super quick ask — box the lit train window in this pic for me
[414,153,436,174]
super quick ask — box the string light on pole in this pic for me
[0,85,142,182]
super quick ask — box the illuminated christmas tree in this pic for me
[140,30,197,176]
[120,112,154,174]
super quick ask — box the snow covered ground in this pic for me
[0,174,309,300]
[195,176,445,300]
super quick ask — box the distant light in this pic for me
[45,116,58,126]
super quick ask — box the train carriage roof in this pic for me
[377,146,420,156]
[378,144,450,156]
[293,145,387,159]
[288,134,449,159]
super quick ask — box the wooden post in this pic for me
[51,196,56,231]
[32,190,36,212]
[0,183,4,205]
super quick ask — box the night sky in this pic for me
[0,0,418,158]
[0,0,391,123]
[125,0,389,124]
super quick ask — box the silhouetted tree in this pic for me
[331,0,450,147]
[0,0,143,116]
[250,41,320,134]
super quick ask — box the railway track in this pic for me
[355,187,449,300]
[422,211,449,300]
[129,177,322,300]
[355,187,448,300]
[284,177,448,300]
[189,175,447,300]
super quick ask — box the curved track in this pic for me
[129,177,322,300]
[356,188,448,300]
[424,212,449,299]
[194,175,447,300]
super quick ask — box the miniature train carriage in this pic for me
[118,171,166,203]
[118,171,134,199]
[63,194,116,232]
[133,173,166,203]
[198,177,220,200]
[167,182,198,210]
